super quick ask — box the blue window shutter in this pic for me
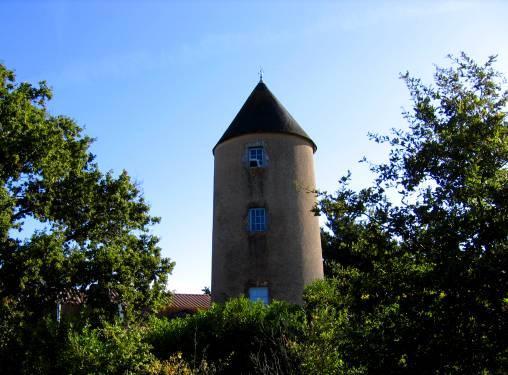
[249,287,269,304]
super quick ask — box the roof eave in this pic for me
[212,131,317,155]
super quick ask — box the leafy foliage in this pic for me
[314,53,508,373]
[147,298,306,374]
[61,321,155,374]
[0,63,174,372]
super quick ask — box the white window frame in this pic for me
[248,208,266,232]
[248,146,264,168]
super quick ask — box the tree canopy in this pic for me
[0,63,174,371]
[313,53,507,373]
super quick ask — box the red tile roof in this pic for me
[161,294,211,317]
[171,294,211,309]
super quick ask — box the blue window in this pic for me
[249,287,269,304]
[248,147,264,167]
[249,208,266,232]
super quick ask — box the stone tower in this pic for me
[211,80,323,305]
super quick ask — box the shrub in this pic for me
[60,321,155,374]
[147,298,306,374]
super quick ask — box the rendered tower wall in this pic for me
[211,132,323,304]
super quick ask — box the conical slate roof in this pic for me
[214,81,316,152]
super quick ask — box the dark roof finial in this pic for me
[258,67,263,82]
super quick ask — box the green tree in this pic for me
[311,53,507,373]
[0,64,174,372]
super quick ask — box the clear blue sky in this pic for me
[2,1,507,292]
